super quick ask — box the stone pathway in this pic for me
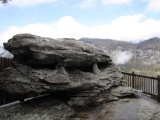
[71,93,160,120]
[135,93,160,120]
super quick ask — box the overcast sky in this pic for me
[0,0,160,46]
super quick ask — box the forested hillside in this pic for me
[80,37,160,76]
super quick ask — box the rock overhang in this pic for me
[0,33,135,107]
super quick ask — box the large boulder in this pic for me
[0,34,134,107]
[4,34,111,67]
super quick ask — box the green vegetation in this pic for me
[119,57,160,77]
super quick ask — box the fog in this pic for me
[112,51,133,65]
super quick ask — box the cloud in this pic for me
[146,0,160,12]
[106,14,160,41]
[1,0,149,8]
[80,0,134,8]
[9,0,58,7]
[102,0,133,5]
[80,0,97,8]
[112,51,133,65]
[1,14,160,46]
[0,16,86,45]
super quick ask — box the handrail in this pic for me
[121,71,157,79]
[122,71,160,102]
[0,57,12,72]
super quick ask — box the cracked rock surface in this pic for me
[0,94,160,120]
[0,34,138,119]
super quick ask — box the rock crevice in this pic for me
[0,34,137,119]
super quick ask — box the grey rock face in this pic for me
[0,94,159,120]
[0,34,137,119]
[1,34,131,98]
[4,34,111,67]
[0,65,103,94]
[0,96,74,120]
[111,86,136,97]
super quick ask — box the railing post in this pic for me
[132,72,135,88]
[158,75,160,102]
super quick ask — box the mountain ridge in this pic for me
[79,37,160,76]
[79,37,160,50]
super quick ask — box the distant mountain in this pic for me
[80,38,135,52]
[80,37,160,76]
[137,37,160,51]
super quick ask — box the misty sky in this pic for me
[0,0,160,46]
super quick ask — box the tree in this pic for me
[0,0,10,4]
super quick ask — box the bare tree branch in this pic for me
[0,0,11,4]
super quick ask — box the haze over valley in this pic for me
[80,37,160,76]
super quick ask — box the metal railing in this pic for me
[0,57,48,106]
[0,91,47,106]
[0,57,12,72]
[122,71,160,102]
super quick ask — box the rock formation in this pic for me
[0,34,136,119]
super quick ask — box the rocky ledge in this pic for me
[0,94,160,120]
[0,34,136,119]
